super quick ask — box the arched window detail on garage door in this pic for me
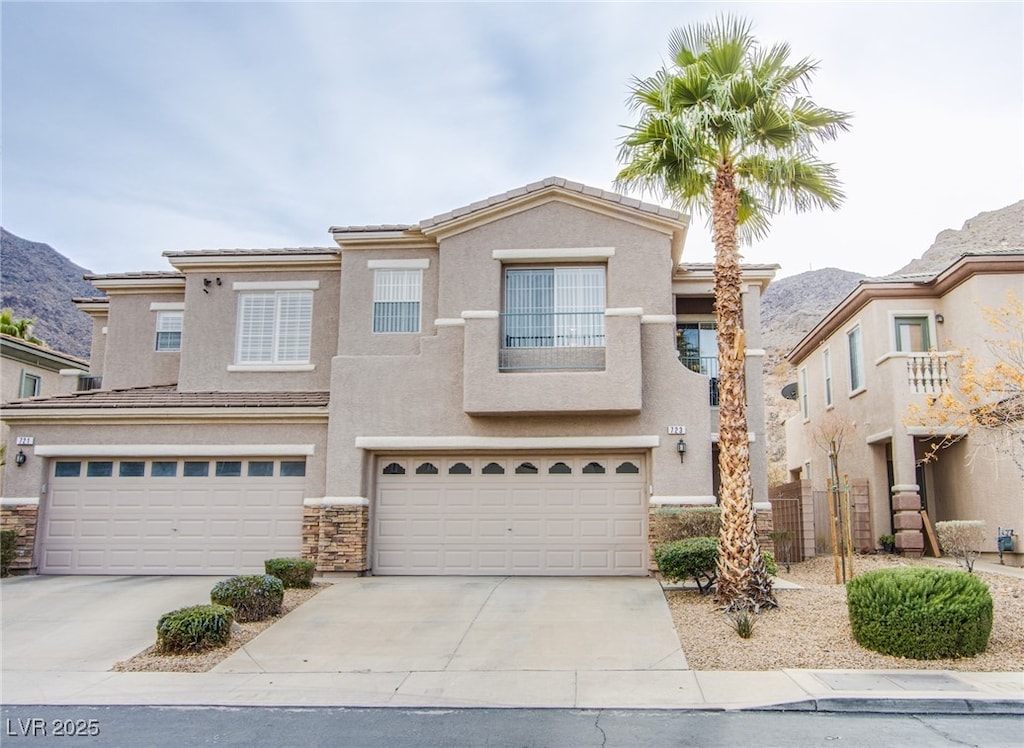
[515,462,538,474]
[448,462,472,475]
[382,462,406,475]
[616,461,640,474]
[482,462,505,475]
[548,462,572,474]
[415,462,439,475]
[582,461,606,474]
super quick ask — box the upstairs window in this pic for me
[823,347,833,407]
[19,371,41,398]
[503,267,605,348]
[155,311,183,352]
[894,316,931,352]
[847,325,864,392]
[236,290,313,364]
[373,269,422,333]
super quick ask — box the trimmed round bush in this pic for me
[846,567,993,659]
[210,574,285,622]
[265,557,315,589]
[655,536,719,592]
[156,604,234,653]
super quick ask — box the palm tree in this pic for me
[616,15,850,611]
[0,308,44,346]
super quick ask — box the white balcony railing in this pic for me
[906,352,955,394]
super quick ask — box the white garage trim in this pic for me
[356,435,660,450]
[35,444,316,457]
[304,496,370,507]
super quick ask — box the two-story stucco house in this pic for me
[1,178,777,576]
[784,249,1023,564]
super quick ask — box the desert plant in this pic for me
[846,567,993,659]
[763,550,778,577]
[210,574,284,622]
[770,529,795,572]
[156,604,234,653]
[265,557,315,589]
[727,610,757,639]
[878,534,896,553]
[654,537,719,593]
[935,520,986,572]
[0,529,17,577]
[653,506,721,541]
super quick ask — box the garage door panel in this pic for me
[374,453,647,575]
[43,459,305,574]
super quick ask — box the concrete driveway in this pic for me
[2,574,691,707]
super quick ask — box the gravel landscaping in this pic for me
[665,554,1024,671]
[112,584,326,673]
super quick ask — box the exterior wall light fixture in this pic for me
[676,439,687,463]
[14,449,27,467]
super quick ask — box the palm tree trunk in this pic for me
[711,163,777,612]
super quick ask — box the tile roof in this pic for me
[162,247,338,257]
[83,271,183,281]
[331,177,685,234]
[2,384,330,411]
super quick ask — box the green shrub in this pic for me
[156,604,234,653]
[210,574,284,622]
[0,529,17,577]
[846,567,993,659]
[656,538,778,593]
[265,557,315,589]
[655,537,719,592]
[653,506,721,541]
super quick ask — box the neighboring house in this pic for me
[784,250,1023,565]
[0,334,88,495]
[0,177,777,575]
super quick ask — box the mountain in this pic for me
[760,268,865,482]
[893,199,1024,277]
[0,229,100,359]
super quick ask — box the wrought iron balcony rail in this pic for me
[500,312,605,371]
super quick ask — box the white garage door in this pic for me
[374,454,648,575]
[41,457,306,575]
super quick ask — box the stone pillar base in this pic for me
[302,502,369,573]
[892,489,924,559]
[0,503,39,574]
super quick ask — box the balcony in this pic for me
[906,352,954,394]
[499,312,605,372]
[679,353,719,406]
[462,309,642,415]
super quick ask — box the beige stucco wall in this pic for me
[786,271,1024,560]
[177,269,340,392]
[101,292,184,390]
[326,199,719,505]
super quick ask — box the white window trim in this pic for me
[799,366,809,422]
[846,322,866,397]
[373,268,423,334]
[492,247,615,263]
[367,258,430,270]
[19,371,41,398]
[149,302,185,311]
[234,288,314,367]
[232,280,320,291]
[154,310,183,352]
[823,346,834,409]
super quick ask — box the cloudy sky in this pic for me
[3,1,1021,279]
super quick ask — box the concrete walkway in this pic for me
[2,574,1022,712]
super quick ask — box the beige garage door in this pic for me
[374,454,648,575]
[41,457,306,575]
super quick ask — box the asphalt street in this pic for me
[1,705,1020,748]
